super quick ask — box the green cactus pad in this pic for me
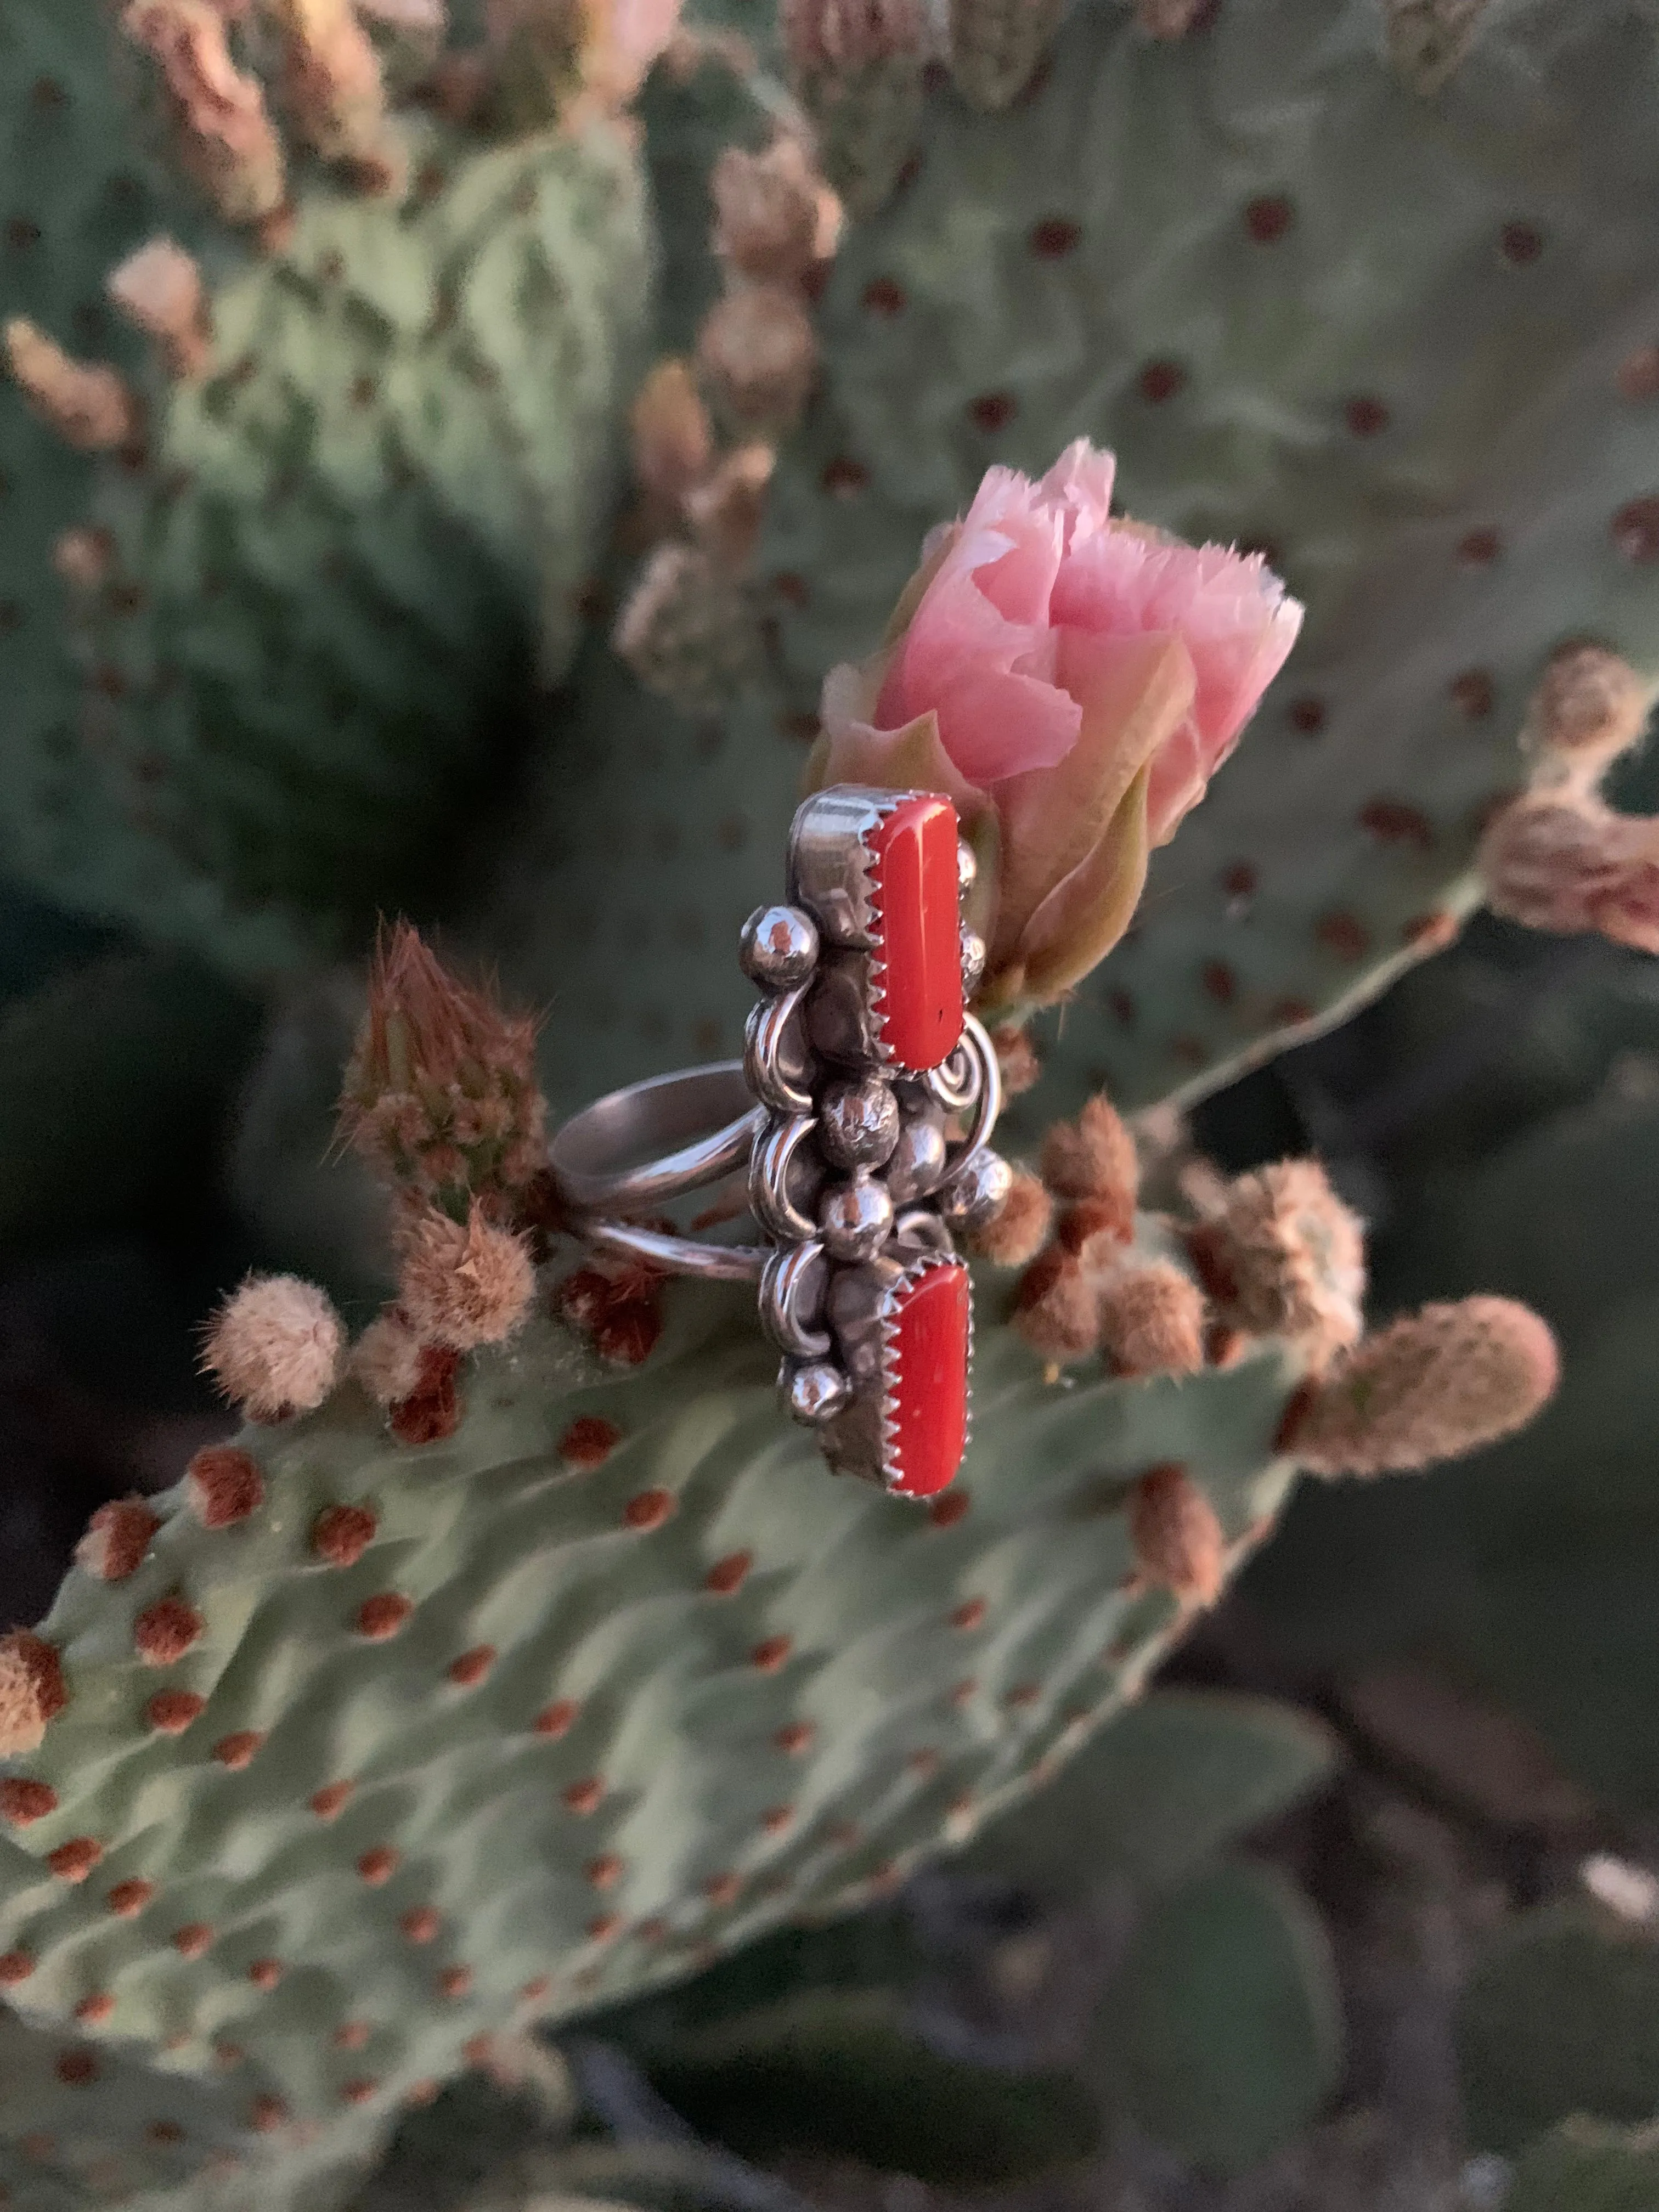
[0,1240,1308,2207]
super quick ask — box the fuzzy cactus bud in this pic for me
[966,1168,1052,1267]
[613,540,764,711]
[696,285,817,436]
[991,1025,1041,1097]
[352,1308,430,1408]
[630,358,714,508]
[122,0,289,228]
[1480,793,1659,955]
[4,321,139,452]
[1040,1093,1138,1237]
[947,0,1066,113]
[1279,1296,1559,1477]
[0,1633,66,1756]
[265,0,405,193]
[1098,1261,1206,1379]
[340,922,548,1216]
[1129,1463,1224,1605]
[397,1204,536,1350]
[681,443,776,571]
[1381,0,1491,96]
[106,238,212,378]
[710,137,839,286]
[1526,640,1651,789]
[201,1274,344,1420]
[1012,1248,1100,1364]
[1186,1158,1365,1367]
[781,0,925,220]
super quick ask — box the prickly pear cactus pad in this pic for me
[0,1259,1307,2208]
[736,0,1659,1111]
[1,0,652,973]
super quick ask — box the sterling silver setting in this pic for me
[547,786,1008,1497]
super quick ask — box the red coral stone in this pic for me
[868,796,963,1073]
[882,1260,970,1498]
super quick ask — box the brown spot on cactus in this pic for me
[312,1503,377,1566]
[559,1415,624,1469]
[967,1168,1052,1266]
[1403,910,1460,950]
[56,2050,98,2086]
[3,318,139,448]
[1005,1683,1041,1709]
[106,236,211,376]
[521,1974,552,2000]
[1359,798,1435,849]
[172,1922,214,1958]
[1,1778,57,1826]
[1279,1296,1558,1475]
[356,1592,414,1640]
[1098,1262,1206,1379]
[822,454,869,498]
[186,1446,265,1527]
[150,2120,186,2145]
[1316,911,1370,961]
[1529,640,1650,777]
[250,2096,289,2132]
[775,1720,815,1754]
[216,2042,245,2067]
[201,1276,342,1421]
[950,1597,987,1632]
[1138,359,1184,403]
[587,1853,624,1891]
[1130,1464,1225,1605]
[556,1264,664,1368]
[1288,695,1325,735]
[398,1204,534,1352]
[0,1950,34,1983]
[586,1914,622,1944]
[400,1907,440,1944]
[1457,526,1501,565]
[751,1634,794,1674]
[335,2021,370,2050]
[624,1487,675,1531]
[863,276,905,315]
[1013,1248,1101,1363]
[907,1748,941,1775]
[1481,793,1659,952]
[534,1699,580,1739]
[1449,668,1496,720]
[1612,496,1659,563]
[247,1957,283,1989]
[73,1993,115,2026]
[1617,348,1659,402]
[106,1878,155,1917]
[134,1595,203,1666]
[705,1550,753,1594]
[1200,960,1237,1006]
[929,1489,970,1528]
[562,1776,605,1816]
[1187,1159,1365,1365]
[148,1689,205,1734]
[437,1966,472,1999]
[1028,215,1080,258]
[1345,396,1390,437]
[1244,194,1293,242]
[358,1847,400,1887]
[762,1804,795,1835]
[76,1497,159,1581]
[48,1838,104,1883]
[0,1630,65,1754]
[310,1780,354,1820]
[449,1645,496,1689]
[969,391,1016,433]
[1499,220,1543,264]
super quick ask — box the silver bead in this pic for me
[885,1111,949,1204]
[740,904,820,988]
[782,1358,852,1425]
[958,926,987,993]
[940,1148,1014,1231]
[819,1173,894,1262]
[956,839,977,898]
[819,1077,900,1170]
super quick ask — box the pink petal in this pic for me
[1037,438,1117,549]
[927,666,1081,786]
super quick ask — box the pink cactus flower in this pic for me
[810,440,1302,1009]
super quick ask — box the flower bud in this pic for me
[696,284,817,435]
[4,320,139,451]
[107,237,212,378]
[1480,793,1659,955]
[122,0,289,227]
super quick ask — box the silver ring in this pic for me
[548,785,1013,1499]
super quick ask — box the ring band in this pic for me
[548,786,1013,1498]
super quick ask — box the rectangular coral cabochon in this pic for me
[885,1262,972,1498]
[868,795,964,1071]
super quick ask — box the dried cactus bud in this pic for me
[3,320,139,451]
[1040,1092,1139,1220]
[711,137,834,286]
[630,358,714,507]
[1129,1463,1224,1605]
[947,0,1065,113]
[1279,1296,1559,1477]
[352,1308,429,1408]
[682,442,776,570]
[1527,640,1651,786]
[782,0,925,219]
[266,0,404,193]
[106,237,212,378]
[1480,793,1659,955]
[696,285,817,436]
[202,1275,344,1419]
[340,923,548,1216]
[613,539,765,711]
[122,0,289,227]
[0,1633,66,1756]
[967,1168,1051,1266]
[1098,1261,1206,1379]
[1135,0,1206,34]
[991,1025,1041,1096]
[397,1204,537,1350]
[1186,1158,1365,1365]
[1381,0,1491,95]
[1012,1247,1100,1363]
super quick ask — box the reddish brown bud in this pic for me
[48,1838,104,1883]
[311,1503,378,1566]
[1012,1247,1100,1363]
[1040,1093,1139,1209]
[134,1596,204,1666]
[187,1446,266,1527]
[147,1689,206,1734]
[966,1167,1051,1266]
[356,1593,414,1640]
[76,1498,159,1582]
[0,1632,65,1754]
[106,1880,156,1918]
[1,1779,58,1827]
[1130,1463,1225,1604]
[1098,1262,1206,1379]
[991,1025,1041,1096]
